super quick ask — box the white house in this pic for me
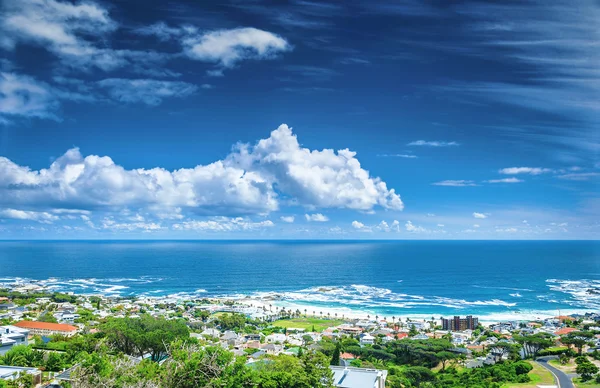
[0,326,29,356]
[330,366,387,388]
[360,334,375,346]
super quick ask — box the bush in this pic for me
[514,361,533,375]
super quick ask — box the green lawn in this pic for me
[271,318,344,332]
[574,378,600,387]
[501,361,555,388]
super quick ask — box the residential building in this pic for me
[13,321,78,337]
[0,326,29,355]
[0,366,42,385]
[330,366,387,388]
[442,316,479,331]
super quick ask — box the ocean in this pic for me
[0,240,598,321]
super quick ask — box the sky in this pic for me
[0,0,598,239]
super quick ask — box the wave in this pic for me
[544,278,600,310]
[224,284,518,312]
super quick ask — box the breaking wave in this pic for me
[544,279,600,310]
[224,284,518,311]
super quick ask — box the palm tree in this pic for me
[313,310,316,317]
[269,304,272,312]
[392,316,396,325]
[375,315,379,322]
[327,312,331,320]
[304,309,307,317]
[367,314,370,320]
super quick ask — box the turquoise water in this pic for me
[0,240,598,319]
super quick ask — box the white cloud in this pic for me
[0,209,58,223]
[556,172,599,181]
[351,220,366,229]
[437,224,444,227]
[183,27,291,68]
[432,180,476,187]
[473,212,488,219]
[499,167,552,175]
[0,125,401,218]
[232,124,403,211]
[426,213,435,217]
[0,72,59,121]
[0,0,158,72]
[473,224,480,228]
[405,220,427,233]
[486,177,524,183]
[377,154,418,158]
[305,213,329,222]
[280,215,295,223]
[97,78,198,106]
[495,227,518,233]
[408,140,459,147]
[173,217,274,232]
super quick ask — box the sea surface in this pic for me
[0,240,598,320]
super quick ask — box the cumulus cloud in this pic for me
[305,213,329,222]
[183,27,291,68]
[473,212,488,219]
[408,140,459,147]
[432,180,476,187]
[351,220,365,229]
[231,124,403,211]
[97,78,198,106]
[486,177,524,183]
[280,215,295,223]
[0,125,401,221]
[405,220,427,233]
[499,167,552,175]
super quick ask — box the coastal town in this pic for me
[1,280,600,388]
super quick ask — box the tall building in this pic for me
[441,315,479,331]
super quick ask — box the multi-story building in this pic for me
[13,321,78,337]
[442,315,479,331]
[0,326,29,355]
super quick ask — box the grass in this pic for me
[501,361,555,388]
[271,317,344,332]
[549,359,578,374]
[573,378,600,387]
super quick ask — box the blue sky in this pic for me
[0,0,598,239]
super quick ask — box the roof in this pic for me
[330,366,386,388]
[555,327,578,336]
[14,321,77,332]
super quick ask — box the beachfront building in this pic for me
[0,326,29,355]
[442,315,479,331]
[330,366,387,388]
[13,321,78,337]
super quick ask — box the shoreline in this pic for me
[2,277,597,325]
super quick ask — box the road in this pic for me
[536,356,575,388]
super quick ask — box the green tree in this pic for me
[102,315,189,361]
[436,351,455,370]
[576,361,599,381]
[331,342,341,366]
[562,331,594,355]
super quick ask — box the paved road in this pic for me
[536,356,575,388]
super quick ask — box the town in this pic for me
[1,286,599,388]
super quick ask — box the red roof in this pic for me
[396,333,409,339]
[340,352,355,359]
[14,321,77,332]
[555,327,577,336]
